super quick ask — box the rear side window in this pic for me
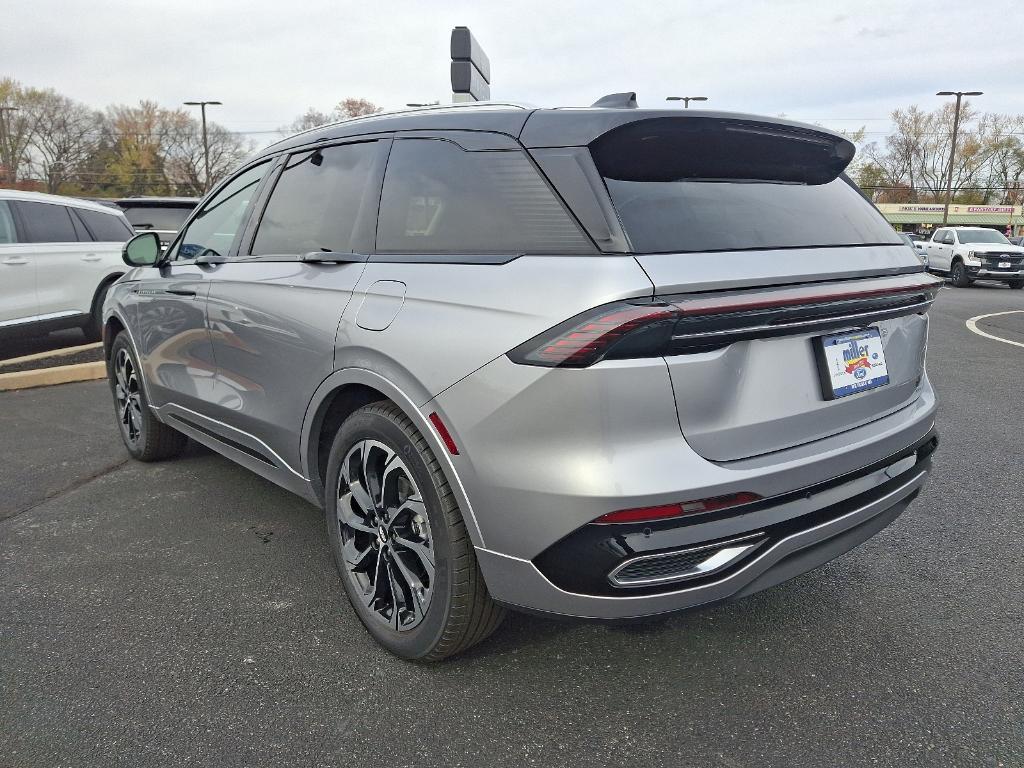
[76,208,135,241]
[0,201,17,244]
[252,142,379,255]
[16,202,78,243]
[591,117,902,254]
[376,139,593,254]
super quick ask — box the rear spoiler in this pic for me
[520,111,854,185]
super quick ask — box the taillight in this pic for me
[507,273,942,369]
[593,492,761,525]
[507,302,676,368]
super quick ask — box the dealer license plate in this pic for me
[814,328,890,400]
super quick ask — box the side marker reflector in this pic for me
[428,412,459,455]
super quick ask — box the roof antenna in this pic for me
[591,92,638,109]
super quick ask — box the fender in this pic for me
[301,367,486,548]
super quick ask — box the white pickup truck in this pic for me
[926,226,1024,289]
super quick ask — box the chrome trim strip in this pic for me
[151,402,308,481]
[0,310,84,328]
[607,532,765,588]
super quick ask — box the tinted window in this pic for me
[0,201,17,244]
[120,206,193,233]
[591,117,900,253]
[377,139,592,254]
[252,142,379,255]
[77,208,135,241]
[957,229,1010,245]
[17,202,78,243]
[173,163,268,261]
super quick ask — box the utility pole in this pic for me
[184,100,222,192]
[936,90,982,226]
[0,105,20,185]
[666,96,708,109]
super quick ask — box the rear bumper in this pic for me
[478,444,932,620]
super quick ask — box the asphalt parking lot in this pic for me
[2,283,1022,768]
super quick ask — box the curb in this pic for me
[0,353,107,391]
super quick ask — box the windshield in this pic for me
[121,206,193,233]
[957,229,1011,245]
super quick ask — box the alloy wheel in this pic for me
[336,439,435,631]
[114,348,143,446]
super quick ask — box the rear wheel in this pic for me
[950,260,972,288]
[325,401,505,661]
[107,332,188,461]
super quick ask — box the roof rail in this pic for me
[591,92,638,109]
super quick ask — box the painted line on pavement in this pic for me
[965,310,1024,349]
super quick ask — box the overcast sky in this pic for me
[3,0,1021,150]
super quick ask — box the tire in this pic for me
[1009,280,1024,290]
[107,332,188,461]
[325,401,506,661]
[82,280,114,342]
[950,260,972,288]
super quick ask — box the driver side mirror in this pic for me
[122,231,162,267]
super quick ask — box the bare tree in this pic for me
[281,98,382,136]
[0,78,41,185]
[25,89,103,193]
[162,108,251,195]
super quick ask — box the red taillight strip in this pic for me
[594,492,762,524]
[671,273,942,317]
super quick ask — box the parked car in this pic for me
[925,226,1024,288]
[114,197,199,248]
[1,189,135,341]
[104,101,940,660]
[898,232,928,266]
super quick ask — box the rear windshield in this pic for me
[591,117,902,253]
[120,206,193,232]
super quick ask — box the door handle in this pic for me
[82,254,102,262]
[3,257,29,265]
[165,288,197,297]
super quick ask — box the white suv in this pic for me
[0,190,135,341]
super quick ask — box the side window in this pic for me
[251,142,379,256]
[932,229,946,242]
[945,231,956,245]
[76,208,135,241]
[0,201,17,244]
[376,139,593,254]
[172,162,269,261]
[16,201,78,243]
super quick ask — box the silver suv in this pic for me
[104,101,940,660]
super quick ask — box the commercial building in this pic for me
[877,203,1023,236]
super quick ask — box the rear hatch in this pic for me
[542,114,938,462]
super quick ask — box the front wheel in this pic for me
[107,332,188,461]
[325,401,505,661]
[950,261,972,288]
[1008,279,1024,290]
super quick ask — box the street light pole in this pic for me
[936,90,982,226]
[184,100,222,192]
[0,105,20,185]
[666,96,708,109]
